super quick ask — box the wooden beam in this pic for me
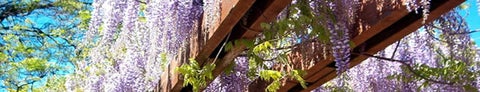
[351,1,408,47]
[276,0,409,91]
[303,0,410,84]
[168,0,292,91]
[161,1,255,91]
[301,68,337,92]
[349,0,464,70]
[287,0,464,91]
[201,0,294,91]
[195,0,256,66]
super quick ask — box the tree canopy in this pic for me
[0,0,90,91]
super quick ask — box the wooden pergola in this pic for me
[156,0,465,91]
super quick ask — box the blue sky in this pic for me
[462,0,480,46]
[0,9,76,91]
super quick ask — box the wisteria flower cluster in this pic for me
[66,0,203,91]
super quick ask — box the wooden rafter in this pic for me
[285,0,464,91]
[160,0,293,91]
[159,0,464,91]
[196,0,294,91]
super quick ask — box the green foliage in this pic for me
[459,3,470,10]
[463,85,479,92]
[53,0,84,13]
[259,70,282,92]
[20,58,48,72]
[78,10,91,29]
[159,53,168,70]
[389,57,480,91]
[259,70,282,81]
[225,39,255,51]
[225,41,234,51]
[34,76,67,92]
[388,17,479,90]
[0,53,8,62]
[258,69,308,92]
[252,41,273,55]
[224,62,235,75]
[1,57,63,91]
[242,0,334,90]
[291,70,307,88]
[176,58,216,92]
[0,0,90,91]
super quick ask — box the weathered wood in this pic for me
[159,1,254,91]
[352,0,408,47]
[301,68,337,92]
[276,0,409,91]
[200,0,294,91]
[286,0,464,91]
[195,0,255,66]
[159,48,188,92]
[167,0,293,91]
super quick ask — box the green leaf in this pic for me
[160,53,168,70]
[225,41,233,51]
[291,70,307,88]
[277,20,288,34]
[266,80,281,92]
[276,20,288,37]
[139,17,147,23]
[140,2,147,11]
[459,3,469,10]
[224,62,235,75]
[21,58,48,72]
[25,18,33,24]
[0,53,7,62]
[259,70,282,81]
[189,58,200,69]
[3,34,16,41]
[176,58,217,92]
[386,75,395,80]
[52,29,66,36]
[349,41,356,48]
[265,31,272,40]
[234,39,254,49]
[31,77,42,81]
[12,25,23,30]
[261,23,271,31]
[204,63,216,79]
[463,85,479,92]
[79,10,91,20]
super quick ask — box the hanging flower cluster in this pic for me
[66,0,203,91]
[65,0,480,91]
[324,0,358,75]
[405,0,431,23]
[204,57,251,92]
[313,10,480,91]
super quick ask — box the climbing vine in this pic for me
[236,0,356,91]
[176,58,216,92]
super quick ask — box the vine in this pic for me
[238,0,358,91]
[176,58,216,92]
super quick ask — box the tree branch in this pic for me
[352,52,455,85]
[0,2,56,22]
[391,40,401,59]
[135,0,147,4]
